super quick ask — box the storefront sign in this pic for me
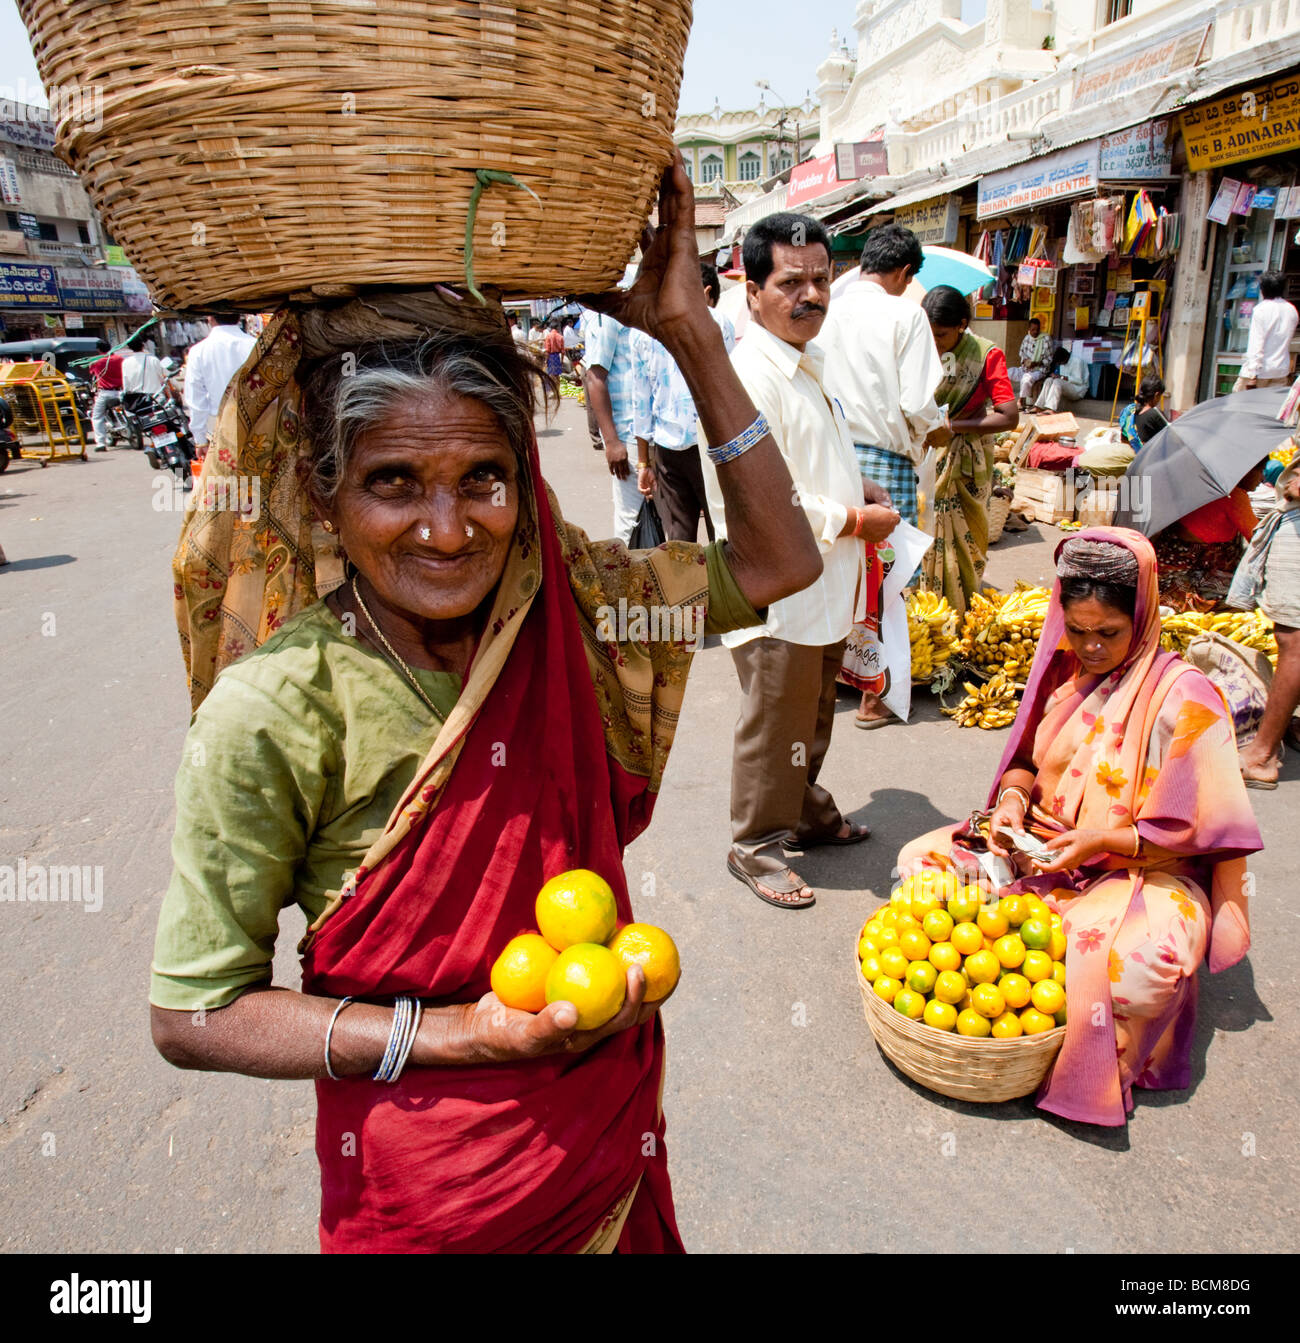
[1072,23,1210,109]
[1180,77,1300,172]
[0,158,19,205]
[0,260,60,307]
[1100,120,1173,179]
[833,140,888,181]
[104,245,129,267]
[977,143,1100,219]
[57,266,125,312]
[0,113,57,152]
[63,311,83,329]
[894,195,960,245]
[787,153,842,207]
[17,212,40,239]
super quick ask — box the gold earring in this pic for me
[322,520,335,533]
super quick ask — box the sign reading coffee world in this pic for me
[58,266,125,312]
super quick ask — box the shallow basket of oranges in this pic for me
[854,872,1066,1104]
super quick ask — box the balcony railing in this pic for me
[723,183,788,232]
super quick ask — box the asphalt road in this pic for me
[1,402,1295,1253]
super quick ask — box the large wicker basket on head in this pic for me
[855,951,1065,1103]
[19,0,693,309]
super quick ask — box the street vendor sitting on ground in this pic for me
[897,528,1260,1127]
[1153,461,1265,611]
[149,157,824,1253]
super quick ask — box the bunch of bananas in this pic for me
[1268,439,1297,466]
[956,584,1050,683]
[907,590,958,684]
[942,671,1020,729]
[558,380,585,403]
[1160,609,1278,667]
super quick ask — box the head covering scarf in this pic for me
[172,295,688,1252]
[988,526,1261,1124]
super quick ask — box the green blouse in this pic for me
[151,541,759,1011]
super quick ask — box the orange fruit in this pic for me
[535,869,618,950]
[964,949,1001,985]
[873,975,902,1004]
[998,894,1030,927]
[956,1008,992,1037]
[1019,1007,1057,1035]
[977,906,1009,939]
[1049,929,1068,961]
[906,960,938,994]
[1022,950,1053,982]
[544,943,626,1029]
[928,941,962,973]
[992,933,1027,969]
[876,924,902,949]
[1024,896,1053,921]
[990,1010,1023,1039]
[490,933,560,1013]
[970,982,1006,1018]
[607,922,681,1002]
[922,909,955,943]
[1020,916,1052,950]
[1049,912,1064,930]
[858,935,876,960]
[998,972,1033,1009]
[895,913,922,933]
[860,954,883,982]
[889,887,911,913]
[899,928,932,962]
[893,988,926,1019]
[1052,960,1067,986]
[933,969,968,1005]
[947,886,983,923]
[1030,979,1066,1016]
[924,999,958,1031]
[877,907,899,926]
[880,946,910,980]
[951,922,984,956]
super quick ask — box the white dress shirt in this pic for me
[184,323,257,441]
[121,350,167,396]
[631,308,736,450]
[1241,296,1299,380]
[701,322,864,649]
[819,278,943,465]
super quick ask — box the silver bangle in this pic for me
[390,998,423,1082]
[323,996,354,1081]
[373,996,410,1083]
[997,785,1031,811]
[706,412,769,466]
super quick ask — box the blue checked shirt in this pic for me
[631,309,735,450]
[582,311,637,444]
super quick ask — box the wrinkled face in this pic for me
[1062,595,1134,677]
[322,388,520,622]
[749,241,831,346]
[929,320,967,355]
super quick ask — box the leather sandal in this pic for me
[781,820,871,854]
[726,855,815,909]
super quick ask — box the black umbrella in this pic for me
[1113,386,1293,537]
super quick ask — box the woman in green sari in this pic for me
[920,286,1019,613]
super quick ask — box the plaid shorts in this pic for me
[854,444,918,525]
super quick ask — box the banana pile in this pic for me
[942,671,1020,729]
[907,590,958,684]
[956,584,1051,683]
[1160,609,1278,667]
[558,380,585,403]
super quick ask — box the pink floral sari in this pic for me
[900,527,1262,1125]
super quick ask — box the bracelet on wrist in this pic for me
[852,508,866,539]
[997,785,1031,812]
[706,412,769,467]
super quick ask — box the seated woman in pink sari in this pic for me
[899,528,1261,1126]
[147,161,825,1251]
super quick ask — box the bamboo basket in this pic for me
[855,951,1065,1103]
[19,0,693,309]
[987,491,1012,544]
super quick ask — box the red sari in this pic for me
[298,430,687,1253]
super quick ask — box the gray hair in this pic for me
[298,332,554,505]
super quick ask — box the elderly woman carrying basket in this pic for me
[897,529,1261,1126]
[149,161,825,1252]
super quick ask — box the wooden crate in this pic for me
[1075,481,1119,528]
[1011,466,1074,524]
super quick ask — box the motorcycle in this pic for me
[130,391,197,483]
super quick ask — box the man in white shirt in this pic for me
[701,212,899,908]
[507,312,529,348]
[120,334,168,410]
[183,317,257,444]
[584,310,643,542]
[1235,270,1298,391]
[1017,317,1051,409]
[1029,346,1089,413]
[632,262,736,541]
[820,223,943,727]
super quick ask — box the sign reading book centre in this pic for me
[977,143,1100,219]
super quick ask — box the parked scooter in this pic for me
[130,391,197,483]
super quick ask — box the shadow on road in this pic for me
[0,553,76,572]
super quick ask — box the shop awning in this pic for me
[866,174,979,217]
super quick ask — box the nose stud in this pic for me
[419,526,431,541]
[465,523,474,539]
